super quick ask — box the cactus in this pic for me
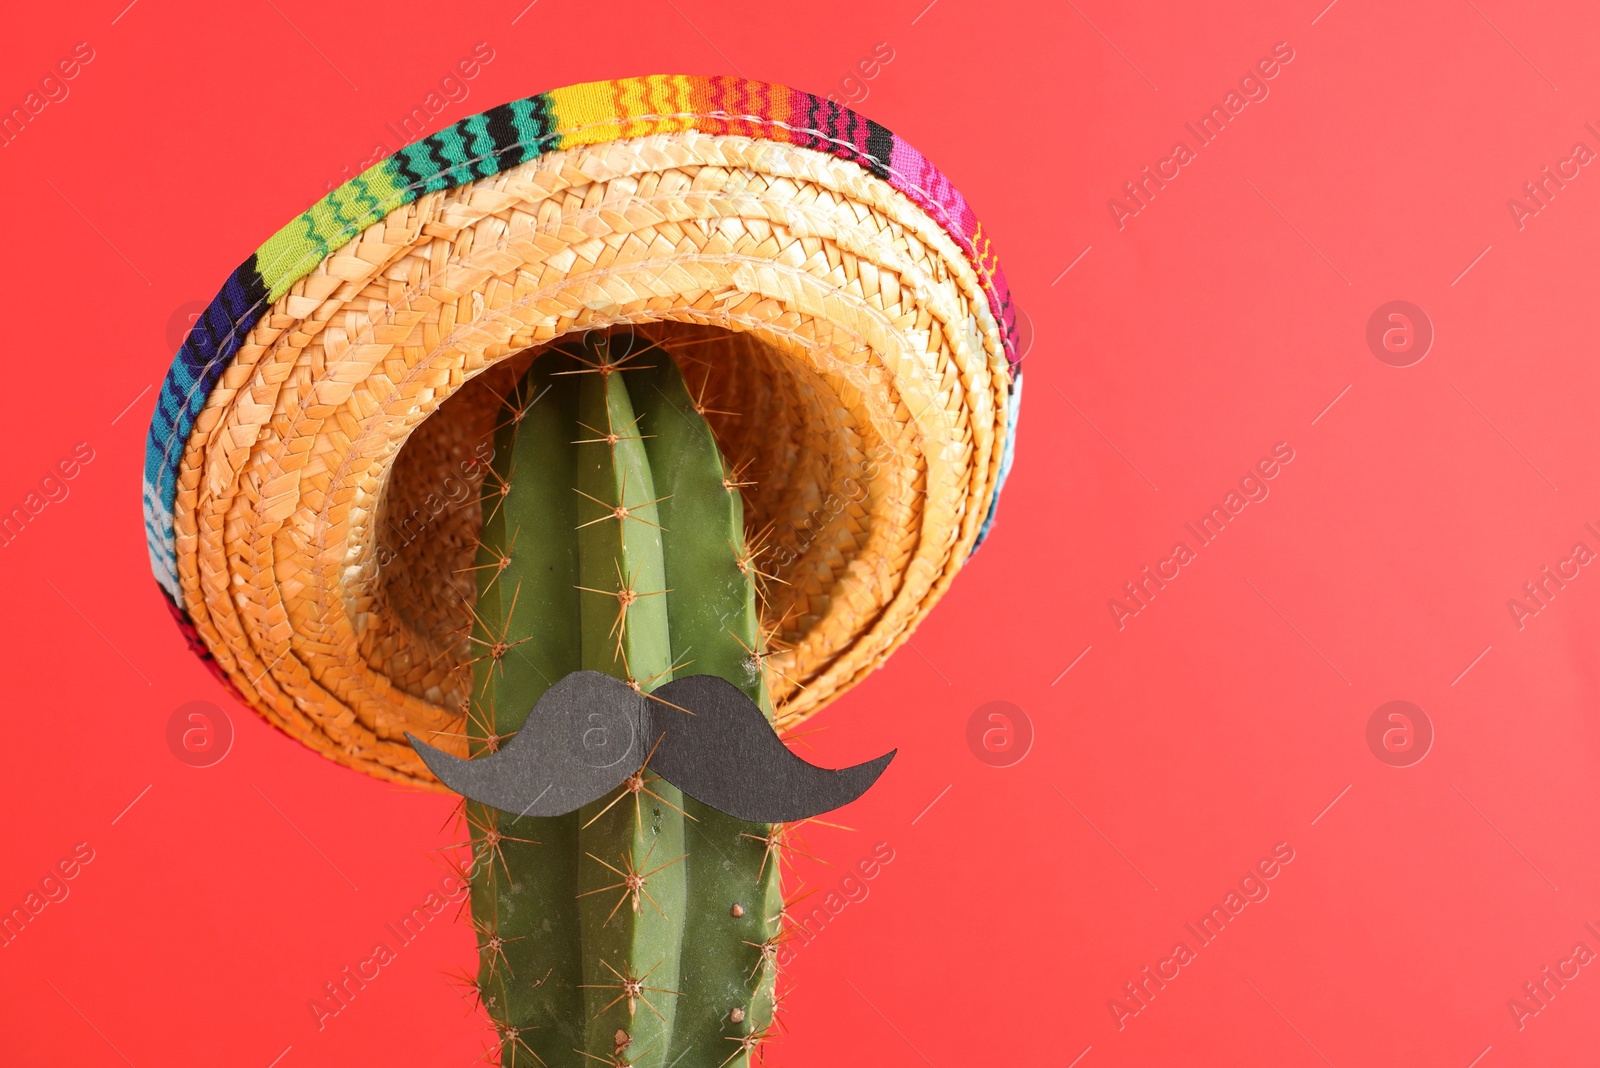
[464,332,782,1067]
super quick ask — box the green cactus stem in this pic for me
[464,332,782,1067]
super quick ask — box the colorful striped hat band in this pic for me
[144,75,1019,785]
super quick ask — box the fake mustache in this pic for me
[407,671,895,823]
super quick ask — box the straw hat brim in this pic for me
[143,75,1020,787]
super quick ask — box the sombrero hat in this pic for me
[143,75,1021,788]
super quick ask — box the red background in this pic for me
[3,0,1599,1064]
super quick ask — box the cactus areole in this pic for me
[145,77,1016,1066]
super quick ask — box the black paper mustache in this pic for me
[406,671,895,823]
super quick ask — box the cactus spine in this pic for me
[466,334,781,1066]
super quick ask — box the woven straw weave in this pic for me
[147,77,1018,787]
